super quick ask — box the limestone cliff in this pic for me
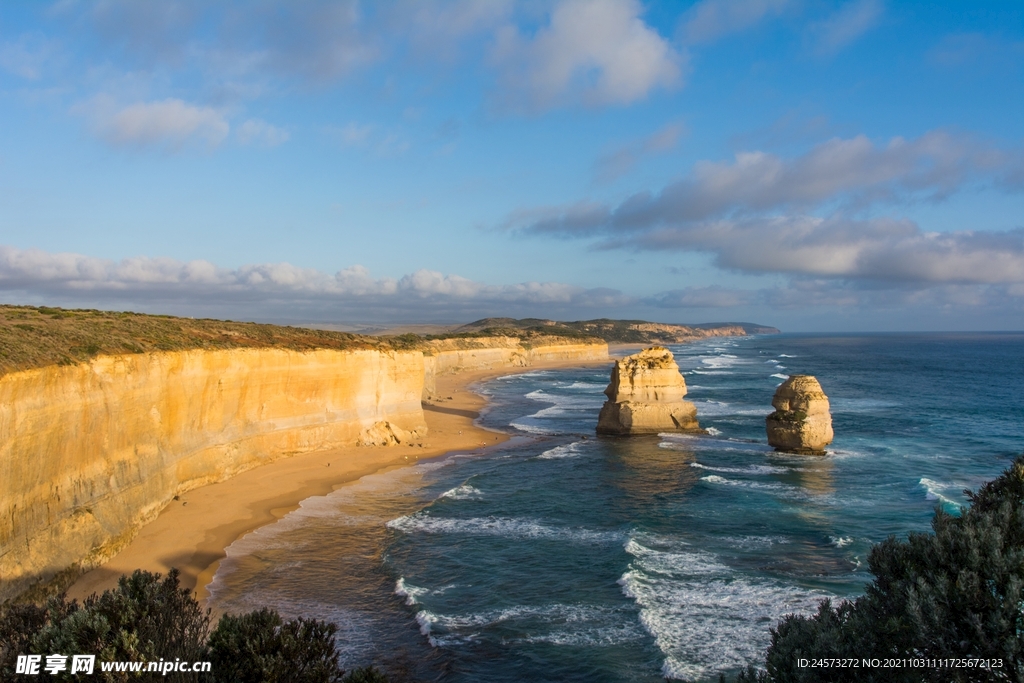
[765,375,834,455]
[0,336,608,604]
[421,336,608,398]
[0,348,426,603]
[596,347,702,435]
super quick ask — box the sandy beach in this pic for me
[67,357,611,604]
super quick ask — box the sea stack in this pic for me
[765,375,834,455]
[597,347,702,435]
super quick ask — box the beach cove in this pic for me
[67,357,613,605]
[200,333,1024,681]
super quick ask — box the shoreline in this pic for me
[67,356,612,604]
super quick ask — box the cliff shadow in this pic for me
[421,401,479,420]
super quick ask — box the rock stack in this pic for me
[597,347,702,435]
[765,375,833,454]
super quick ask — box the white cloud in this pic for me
[490,0,683,111]
[0,246,631,320]
[236,118,289,147]
[594,122,685,183]
[810,0,883,56]
[393,0,514,61]
[632,217,1024,285]
[508,129,1024,287]
[75,96,230,149]
[645,281,1024,324]
[517,130,1015,235]
[682,0,793,44]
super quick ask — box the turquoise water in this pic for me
[207,333,1024,682]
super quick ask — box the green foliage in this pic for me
[207,608,345,683]
[742,456,1024,683]
[0,304,386,378]
[1,569,209,682]
[341,666,391,683]
[1,569,391,683]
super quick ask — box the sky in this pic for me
[1,0,1022,331]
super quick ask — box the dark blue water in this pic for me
[207,333,1024,682]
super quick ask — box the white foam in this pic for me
[701,474,794,493]
[440,484,483,500]
[919,478,963,511]
[395,577,429,606]
[415,603,641,648]
[720,535,791,549]
[829,536,854,548]
[704,427,722,436]
[208,456,466,601]
[779,354,796,358]
[538,442,585,459]
[509,419,559,434]
[621,538,827,679]
[386,514,622,544]
[519,625,645,647]
[695,400,773,418]
[495,370,553,381]
[771,373,789,380]
[701,355,742,370]
[765,359,780,364]
[691,462,788,475]
[562,381,607,390]
[659,433,774,455]
[511,389,603,433]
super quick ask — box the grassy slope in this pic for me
[453,317,780,343]
[0,306,604,377]
[0,305,392,377]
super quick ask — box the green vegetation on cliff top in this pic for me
[0,305,389,376]
[0,305,776,377]
[452,317,780,343]
[0,305,602,377]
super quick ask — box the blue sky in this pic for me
[1,0,1022,330]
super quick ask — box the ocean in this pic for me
[206,333,1024,682]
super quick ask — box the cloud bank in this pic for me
[508,130,1024,286]
[0,246,632,321]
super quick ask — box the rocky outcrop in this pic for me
[596,347,702,435]
[0,348,426,603]
[765,375,834,454]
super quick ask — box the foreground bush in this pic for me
[208,608,345,682]
[0,569,390,682]
[738,456,1024,683]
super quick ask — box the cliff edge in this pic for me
[0,307,609,604]
[596,347,702,435]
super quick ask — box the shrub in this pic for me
[1,569,388,683]
[739,456,1024,683]
[206,608,345,683]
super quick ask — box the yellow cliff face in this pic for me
[421,337,608,397]
[0,348,425,603]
